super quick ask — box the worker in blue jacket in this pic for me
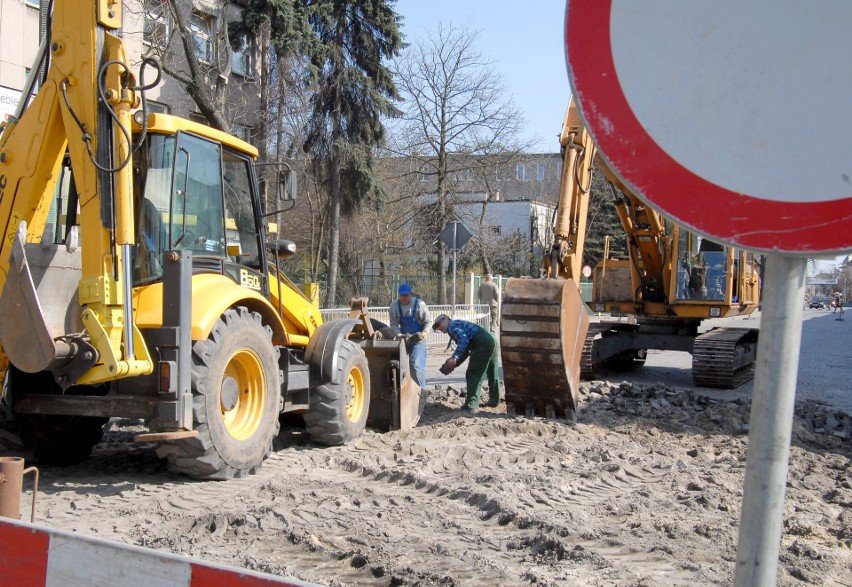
[432,314,501,412]
[389,282,430,387]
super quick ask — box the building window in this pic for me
[189,112,208,125]
[146,100,170,114]
[490,226,502,236]
[143,0,170,47]
[232,33,255,77]
[453,167,474,182]
[189,12,213,63]
[536,162,546,181]
[516,163,530,181]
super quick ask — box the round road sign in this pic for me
[565,1,852,254]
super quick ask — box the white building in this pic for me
[450,193,554,273]
[0,0,40,125]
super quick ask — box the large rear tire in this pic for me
[7,368,107,465]
[304,339,370,446]
[158,307,281,479]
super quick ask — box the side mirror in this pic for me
[278,167,296,202]
[266,239,296,259]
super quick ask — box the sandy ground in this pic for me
[3,309,851,586]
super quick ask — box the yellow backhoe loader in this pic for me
[500,99,760,419]
[0,0,423,478]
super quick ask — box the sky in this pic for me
[396,0,569,153]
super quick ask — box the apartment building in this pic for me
[373,152,562,275]
[0,0,40,123]
[0,0,261,138]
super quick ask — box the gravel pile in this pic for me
[580,380,852,441]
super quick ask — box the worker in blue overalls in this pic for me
[389,282,431,388]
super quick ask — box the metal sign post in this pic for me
[438,220,473,314]
[565,3,852,584]
[734,255,805,584]
[452,222,457,313]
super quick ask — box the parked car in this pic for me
[809,300,826,309]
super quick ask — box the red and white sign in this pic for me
[0,518,314,587]
[565,1,852,254]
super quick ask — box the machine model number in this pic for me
[240,268,261,291]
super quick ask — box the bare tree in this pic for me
[136,0,248,132]
[392,23,532,303]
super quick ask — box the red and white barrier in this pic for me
[0,518,319,587]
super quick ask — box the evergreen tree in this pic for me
[584,168,628,269]
[303,0,403,307]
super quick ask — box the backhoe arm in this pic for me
[0,0,152,384]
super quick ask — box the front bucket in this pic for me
[361,339,426,431]
[500,278,590,419]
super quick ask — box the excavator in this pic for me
[500,99,761,419]
[0,0,423,478]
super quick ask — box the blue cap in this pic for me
[398,282,412,295]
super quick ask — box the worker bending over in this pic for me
[432,314,501,412]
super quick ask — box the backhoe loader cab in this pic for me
[130,119,263,284]
[0,1,423,478]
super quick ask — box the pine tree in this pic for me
[303,0,403,307]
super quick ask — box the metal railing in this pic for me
[320,304,491,346]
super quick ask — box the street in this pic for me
[427,308,852,414]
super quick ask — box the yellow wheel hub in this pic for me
[345,366,366,423]
[220,349,266,441]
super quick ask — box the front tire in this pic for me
[304,339,370,446]
[158,307,281,479]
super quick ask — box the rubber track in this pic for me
[579,323,647,379]
[580,324,615,379]
[692,327,758,389]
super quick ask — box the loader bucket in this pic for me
[361,339,426,431]
[500,277,590,420]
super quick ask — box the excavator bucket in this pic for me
[500,277,590,420]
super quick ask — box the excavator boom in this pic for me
[500,98,593,419]
[500,99,761,419]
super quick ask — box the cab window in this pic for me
[222,151,261,268]
[171,133,225,257]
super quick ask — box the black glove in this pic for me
[439,360,454,375]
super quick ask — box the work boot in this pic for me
[486,396,500,408]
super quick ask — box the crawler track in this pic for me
[692,327,759,388]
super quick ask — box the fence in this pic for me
[321,304,491,347]
[314,273,593,310]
